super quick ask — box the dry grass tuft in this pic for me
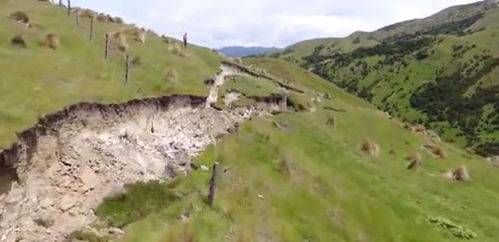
[360,139,380,157]
[76,9,96,19]
[447,165,470,181]
[427,130,442,142]
[169,44,186,57]
[109,31,128,51]
[96,13,108,22]
[413,124,427,134]
[164,67,179,83]
[423,144,445,159]
[123,27,147,43]
[9,11,29,24]
[326,116,336,127]
[43,33,59,50]
[11,35,27,48]
[406,153,422,170]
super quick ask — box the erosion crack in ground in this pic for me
[0,64,283,242]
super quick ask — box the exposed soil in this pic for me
[0,63,285,242]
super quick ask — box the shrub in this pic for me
[11,35,26,48]
[360,140,380,157]
[169,44,186,57]
[43,33,59,50]
[9,11,29,24]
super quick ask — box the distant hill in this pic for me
[217,46,281,58]
[272,0,499,155]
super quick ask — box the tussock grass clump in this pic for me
[43,33,59,50]
[360,139,380,157]
[9,11,29,24]
[169,44,186,57]
[164,67,179,83]
[123,27,147,43]
[413,124,427,134]
[406,153,422,170]
[427,130,442,142]
[96,13,108,22]
[131,56,141,66]
[326,116,336,127]
[447,165,470,181]
[11,35,27,48]
[423,144,445,159]
[110,17,124,24]
[109,31,128,51]
[76,8,96,19]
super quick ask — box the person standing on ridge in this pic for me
[183,32,188,48]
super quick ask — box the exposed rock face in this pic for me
[0,63,283,241]
[0,96,257,241]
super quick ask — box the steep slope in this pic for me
[1,1,499,242]
[114,58,499,242]
[0,0,222,149]
[274,0,499,156]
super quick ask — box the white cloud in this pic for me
[71,0,479,48]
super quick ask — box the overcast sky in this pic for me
[71,0,478,48]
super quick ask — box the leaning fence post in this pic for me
[89,18,94,41]
[208,162,219,207]
[125,54,131,84]
[67,0,71,15]
[104,34,110,59]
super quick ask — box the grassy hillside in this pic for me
[90,58,499,242]
[2,1,499,242]
[0,0,222,148]
[273,1,499,156]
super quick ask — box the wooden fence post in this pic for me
[89,18,94,41]
[67,0,71,15]
[208,162,219,207]
[125,54,131,84]
[59,0,62,6]
[75,14,80,27]
[104,34,110,59]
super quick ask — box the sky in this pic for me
[70,0,479,48]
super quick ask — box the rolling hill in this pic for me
[0,0,499,242]
[273,0,499,157]
[217,46,281,58]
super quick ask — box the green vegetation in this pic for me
[429,217,477,239]
[103,59,499,242]
[1,1,499,241]
[274,1,499,155]
[219,75,282,97]
[0,0,222,148]
[97,181,182,228]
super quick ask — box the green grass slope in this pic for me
[0,0,222,148]
[275,1,496,63]
[273,1,499,156]
[2,1,499,241]
[93,58,499,242]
